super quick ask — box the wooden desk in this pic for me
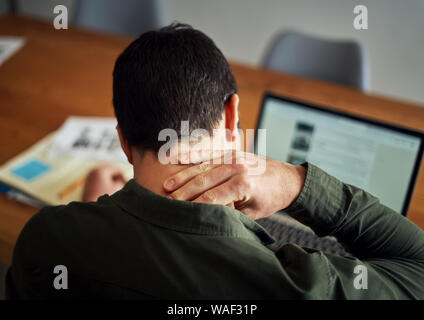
[0,15,423,265]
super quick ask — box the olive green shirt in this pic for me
[6,164,424,299]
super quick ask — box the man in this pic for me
[6,23,424,299]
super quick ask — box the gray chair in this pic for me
[263,31,369,91]
[74,0,165,37]
[0,0,10,16]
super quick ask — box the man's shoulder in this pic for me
[30,195,118,228]
[16,195,124,254]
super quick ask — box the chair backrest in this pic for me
[263,31,369,91]
[0,0,10,17]
[74,0,165,37]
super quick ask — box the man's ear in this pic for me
[224,94,239,142]
[116,125,133,164]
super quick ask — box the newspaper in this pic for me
[0,117,133,206]
[48,116,127,161]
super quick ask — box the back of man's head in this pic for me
[113,23,237,152]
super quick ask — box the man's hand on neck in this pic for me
[132,149,193,197]
[163,150,307,220]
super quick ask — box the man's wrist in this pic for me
[282,163,348,237]
[278,162,307,210]
[290,164,307,207]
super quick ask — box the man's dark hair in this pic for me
[113,23,237,151]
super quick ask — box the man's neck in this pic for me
[132,150,188,197]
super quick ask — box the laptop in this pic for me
[254,93,424,255]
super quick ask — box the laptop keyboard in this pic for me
[257,213,349,257]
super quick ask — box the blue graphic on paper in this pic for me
[11,159,51,181]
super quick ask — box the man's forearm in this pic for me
[284,163,424,260]
[282,163,424,298]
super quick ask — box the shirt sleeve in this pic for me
[277,163,424,299]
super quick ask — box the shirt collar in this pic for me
[109,179,275,246]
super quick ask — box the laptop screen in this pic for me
[255,94,424,215]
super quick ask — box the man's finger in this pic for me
[193,182,257,220]
[192,175,248,206]
[163,150,248,192]
[163,162,219,192]
[168,163,243,201]
[112,172,127,184]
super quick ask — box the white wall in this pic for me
[163,0,424,105]
[9,0,424,105]
[16,0,78,20]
